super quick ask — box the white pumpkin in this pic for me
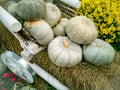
[53,18,69,36]
[24,20,54,45]
[83,39,115,66]
[0,57,7,75]
[48,36,82,67]
[66,16,98,44]
[53,25,65,36]
[44,3,61,27]
[60,18,69,27]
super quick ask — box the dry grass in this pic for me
[0,23,22,55]
[33,51,120,90]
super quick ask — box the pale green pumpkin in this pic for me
[66,16,98,44]
[83,39,115,66]
[16,0,46,21]
[48,36,82,67]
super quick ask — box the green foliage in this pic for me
[0,72,23,90]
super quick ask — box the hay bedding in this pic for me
[1,23,120,90]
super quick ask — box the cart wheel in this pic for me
[1,51,36,83]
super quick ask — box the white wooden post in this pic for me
[0,6,22,32]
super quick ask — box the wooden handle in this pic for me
[0,6,22,32]
[30,63,69,90]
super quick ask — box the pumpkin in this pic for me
[44,3,61,27]
[60,18,69,27]
[53,25,65,36]
[83,39,115,66]
[7,1,18,17]
[0,57,7,75]
[48,36,82,67]
[16,0,46,21]
[66,16,98,44]
[53,18,69,36]
[24,20,54,45]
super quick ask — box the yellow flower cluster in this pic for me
[75,0,120,43]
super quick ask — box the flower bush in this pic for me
[75,0,120,44]
[0,72,22,90]
[0,72,37,90]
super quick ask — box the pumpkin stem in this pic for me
[64,40,69,48]
[97,44,101,47]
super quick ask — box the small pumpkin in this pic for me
[24,20,54,45]
[16,0,46,21]
[60,18,69,27]
[53,18,69,36]
[66,16,98,44]
[7,1,18,17]
[83,39,115,66]
[53,25,65,37]
[44,3,61,27]
[0,57,7,75]
[48,36,82,67]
